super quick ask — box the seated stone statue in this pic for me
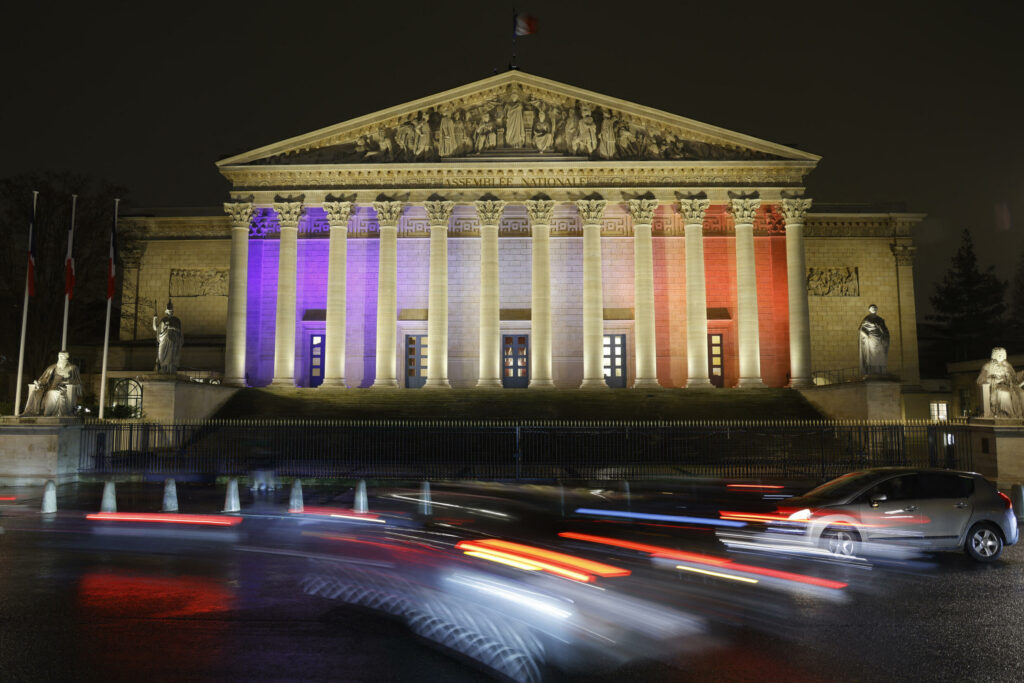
[976,347,1024,418]
[23,351,82,417]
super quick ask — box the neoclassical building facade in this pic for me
[115,71,923,390]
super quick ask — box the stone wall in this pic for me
[0,423,81,486]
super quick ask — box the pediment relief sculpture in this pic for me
[248,82,783,166]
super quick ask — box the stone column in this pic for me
[782,197,813,387]
[730,197,764,387]
[892,242,920,383]
[223,201,253,387]
[680,198,713,388]
[271,197,305,387]
[578,197,608,389]
[629,198,660,388]
[475,198,506,388]
[321,201,353,388]
[371,200,404,389]
[526,198,555,388]
[424,199,454,388]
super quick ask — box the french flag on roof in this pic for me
[107,203,119,299]
[513,13,538,36]
[64,221,75,300]
[27,209,37,297]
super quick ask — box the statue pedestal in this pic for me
[967,418,1024,488]
[0,421,82,486]
[138,374,238,421]
[797,378,902,420]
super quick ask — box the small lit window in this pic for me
[930,401,949,421]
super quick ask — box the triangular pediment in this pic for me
[217,71,819,167]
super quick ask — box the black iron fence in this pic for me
[77,419,973,482]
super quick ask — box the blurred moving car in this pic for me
[769,468,1018,562]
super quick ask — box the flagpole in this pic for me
[99,198,119,420]
[510,7,517,70]
[13,191,39,417]
[61,194,77,351]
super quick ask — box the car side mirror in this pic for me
[870,493,888,506]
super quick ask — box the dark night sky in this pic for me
[3,1,1023,317]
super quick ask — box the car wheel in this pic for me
[823,526,860,557]
[965,523,1003,562]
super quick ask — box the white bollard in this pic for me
[41,480,57,514]
[354,480,368,514]
[1012,483,1024,523]
[100,481,117,513]
[623,480,631,512]
[419,481,432,516]
[162,479,179,512]
[289,479,304,513]
[224,477,240,513]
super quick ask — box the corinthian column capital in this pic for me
[273,194,306,226]
[729,197,761,224]
[475,198,506,225]
[423,199,455,226]
[576,197,607,225]
[678,198,711,225]
[323,201,354,226]
[224,201,254,227]
[781,197,813,224]
[525,198,555,224]
[372,200,404,227]
[628,198,658,224]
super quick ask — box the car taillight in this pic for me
[997,491,1012,510]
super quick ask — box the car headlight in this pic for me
[787,508,813,521]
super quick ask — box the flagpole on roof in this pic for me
[13,191,39,417]
[98,198,119,420]
[61,194,78,352]
[510,7,518,70]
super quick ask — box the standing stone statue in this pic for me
[23,351,82,417]
[153,300,183,374]
[858,304,890,375]
[976,347,1024,418]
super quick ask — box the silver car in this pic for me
[774,468,1019,562]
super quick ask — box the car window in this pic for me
[917,472,974,499]
[858,474,919,502]
[803,472,878,499]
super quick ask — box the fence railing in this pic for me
[811,367,865,386]
[77,419,973,482]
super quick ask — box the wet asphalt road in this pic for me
[1,483,1023,682]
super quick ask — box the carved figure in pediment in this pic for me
[413,111,432,158]
[474,112,497,152]
[504,91,526,148]
[577,108,598,155]
[598,109,617,159]
[452,110,470,155]
[373,129,393,159]
[533,106,553,153]
[563,107,581,154]
[617,124,637,156]
[395,119,416,157]
[437,107,457,157]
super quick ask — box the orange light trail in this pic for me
[559,532,847,590]
[86,512,242,526]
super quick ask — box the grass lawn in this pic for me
[213,386,825,421]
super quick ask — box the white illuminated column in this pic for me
[782,197,814,387]
[424,199,454,388]
[372,200,404,388]
[476,199,506,388]
[271,198,305,387]
[680,198,713,388]
[223,201,254,387]
[577,197,608,389]
[526,198,555,388]
[629,198,660,388]
[321,201,353,388]
[730,197,764,387]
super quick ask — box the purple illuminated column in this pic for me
[321,201,353,388]
[223,201,253,386]
[371,200,404,388]
[270,197,305,387]
[424,199,454,388]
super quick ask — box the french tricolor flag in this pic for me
[27,209,37,297]
[64,221,76,300]
[107,202,119,299]
[513,13,538,36]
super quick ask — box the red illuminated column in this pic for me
[629,198,660,388]
[679,197,713,388]
[578,197,608,389]
[526,197,556,388]
[782,197,813,387]
[322,200,353,388]
[223,200,253,387]
[476,198,506,388]
[371,200,404,389]
[729,196,764,387]
[271,197,305,387]
[424,199,454,388]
